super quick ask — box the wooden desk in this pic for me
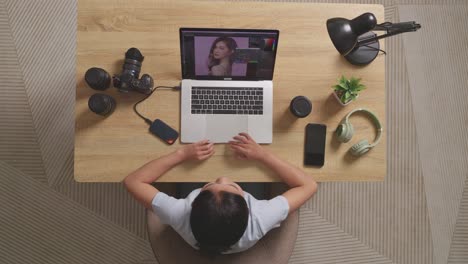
[76,0,386,182]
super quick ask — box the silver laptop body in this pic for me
[179,28,280,143]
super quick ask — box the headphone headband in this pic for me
[344,108,383,147]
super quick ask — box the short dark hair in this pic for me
[190,190,249,255]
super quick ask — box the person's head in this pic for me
[208,37,238,69]
[190,177,248,255]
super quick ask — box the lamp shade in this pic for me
[326,13,377,55]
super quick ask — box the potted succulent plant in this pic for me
[332,75,366,106]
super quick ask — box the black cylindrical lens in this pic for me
[122,59,142,78]
[88,93,116,116]
[290,96,312,118]
[85,67,111,91]
[123,48,144,78]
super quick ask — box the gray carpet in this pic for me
[1,0,468,263]
[400,5,468,263]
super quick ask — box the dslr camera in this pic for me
[113,48,154,94]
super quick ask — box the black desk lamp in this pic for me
[327,12,421,65]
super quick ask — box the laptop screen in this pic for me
[180,28,279,81]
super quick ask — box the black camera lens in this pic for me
[112,47,153,94]
[123,48,144,77]
[85,67,111,91]
[290,96,312,118]
[88,93,116,116]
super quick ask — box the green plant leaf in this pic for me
[357,84,366,91]
[346,80,352,90]
[334,75,351,92]
[340,82,349,90]
[344,91,351,101]
[339,75,347,85]
[339,82,349,90]
[334,75,367,98]
[340,93,347,103]
[333,84,347,92]
[349,77,361,88]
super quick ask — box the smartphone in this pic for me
[149,119,179,145]
[304,123,327,167]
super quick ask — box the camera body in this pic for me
[84,48,155,117]
[112,48,154,94]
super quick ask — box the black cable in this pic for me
[133,85,180,125]
[362,44,387,55]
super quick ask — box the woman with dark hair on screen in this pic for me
[207,37,238,76]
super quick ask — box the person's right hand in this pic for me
[228,133,268,161]
[177,140,215,161]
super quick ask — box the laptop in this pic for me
[179,28,280,143]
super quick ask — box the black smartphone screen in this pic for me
[304,123,327,167]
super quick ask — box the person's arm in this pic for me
[123,140,215,209]
[229,133,317,213]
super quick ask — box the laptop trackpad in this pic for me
[205,115,248,143]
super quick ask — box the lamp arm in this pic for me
[374,21,421,32]
[356,21,421,46]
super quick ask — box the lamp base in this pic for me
[344,32,380,66]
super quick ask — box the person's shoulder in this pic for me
[243,192,287,207]
[186,188,202,202]
[152,192,199,248]
[211,64,224,70]
[152,192,192,215]
[151,191,194,229]
[245,194,289,224]
[211,64,226,75]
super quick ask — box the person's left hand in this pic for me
[229,133,267,161]
[177,140,215,161]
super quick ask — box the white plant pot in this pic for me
[333,91,356,106]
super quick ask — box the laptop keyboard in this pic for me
[191,87,263,115]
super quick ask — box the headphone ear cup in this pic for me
[336,123,354,143]
[350,139,371,156]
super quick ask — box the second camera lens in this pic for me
[88,93,116,116]
[85,67,111,91]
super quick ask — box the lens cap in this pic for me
[85,67,111,91]
[88,93,116,116]
[290,96,312,118]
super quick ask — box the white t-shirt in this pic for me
[151,188,290,254]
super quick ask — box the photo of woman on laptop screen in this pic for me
[193,33,276,78]
[207,37,237,76]
[194,36,249,77]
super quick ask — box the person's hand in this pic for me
[228,133,268,161]
[177,140,215,161]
